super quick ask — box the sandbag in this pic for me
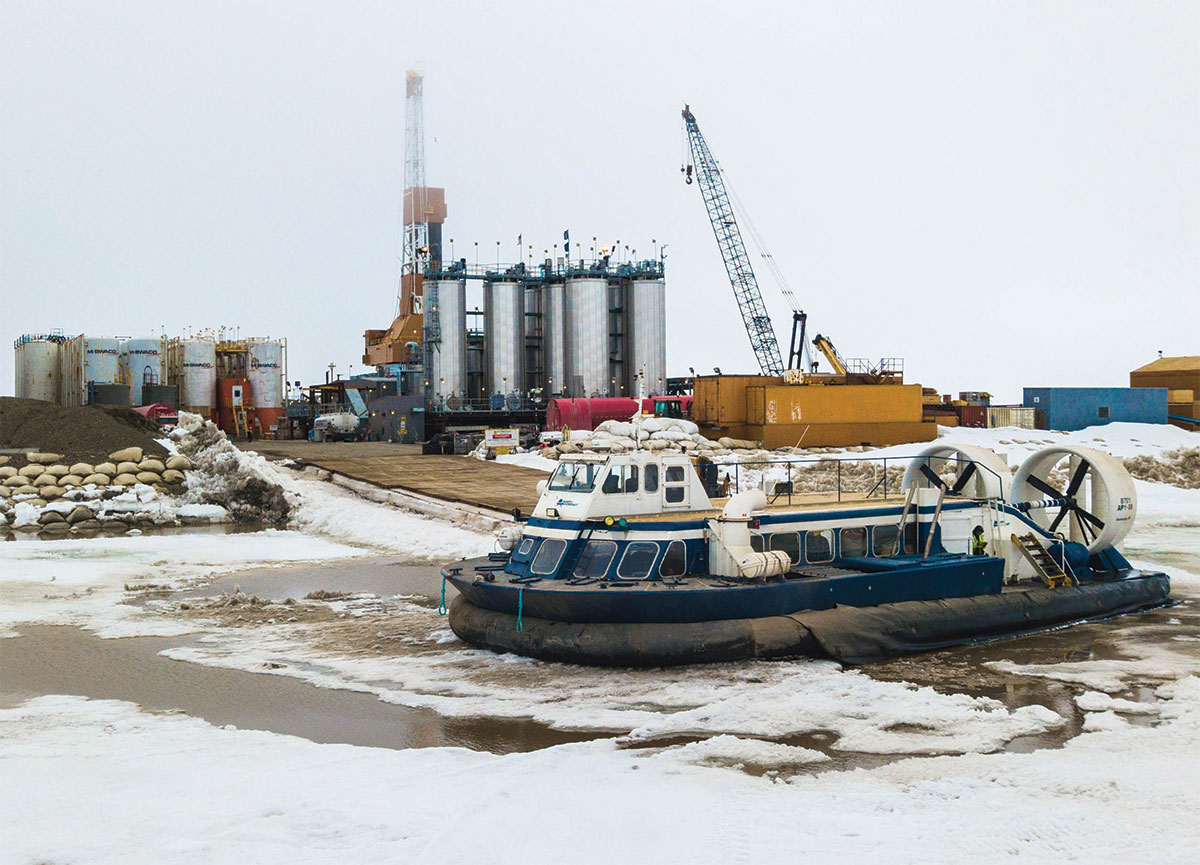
[4,476,27,488]
[14,485,39,496]
[69,463,94,476]
[112,473,138,486]
[139,459,166,473]
[0,467,15,480]
[161,469,186,484]
[40,486,64,499]
[45,464,70,477]
[109,447,143,463]
[640,417,663,433]
[136,471,162,484]
[26,452,64,465]
[33,474,57,486]
[59,474,84,487]
[67,506,94,524]
[165,455,192,471]
[116,461,140,475]
[82,474,111,486]
[18,465,43,478]
[94,462,117,476]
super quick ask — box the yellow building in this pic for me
[1130,355,1200,428]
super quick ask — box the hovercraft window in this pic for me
[514,537,536,562]
[574,540,618,578]
[603,465,640,494]
[840,527,867,557]
[644,464,659,492]
[805,530,834,563]
[618,542,660,579]
[530,538,567,574]
[769,532,801,565]
[659,541,687,577]
[873,524,900,557]
[549,462,598,493]
[665,465,686,483]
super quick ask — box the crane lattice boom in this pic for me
[682,105,784,376]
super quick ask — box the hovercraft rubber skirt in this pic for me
[447,572,1170,666]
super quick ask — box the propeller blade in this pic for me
[1048,506,1069,534]
[1075,506,1105,531]
[1072,509,1095,544]
[950,462,977,494]
[1065,461,1089,498]
[919,464,946,489]
[1027,475,1061,499]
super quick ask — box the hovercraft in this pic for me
[442,442,1169,666]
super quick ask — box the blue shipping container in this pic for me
[1022,387,1168,431]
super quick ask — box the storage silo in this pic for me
[168,337,217,421]
[542,283,566,396]
[60,335,123,405]
[248,339,284,434]
[564,277,609,397]
[484,281,524,398]
[14,335,63,403]
[627,278,667,396]
[426,278,467,402]
[123,338,166,406]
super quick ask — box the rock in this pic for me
[18,464,44,478]
[38,510,66,524]
[40,486,65,499]
[26,452,65,465]
[139,458,166,473]
[135,471,162,484]
[161,469,185,484]
[116,461,140,475]
[113,473,139,486]
[94,462,117,476]
[109,447,144,463]
[69,463,94,476]
[59,474,84,487]
[0,467,15,479]
[82,473,112,486]
[33,474,57,486]
[165,455,192,471]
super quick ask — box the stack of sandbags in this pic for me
[541,416,764,461]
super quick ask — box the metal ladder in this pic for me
[1011,532,1074,589]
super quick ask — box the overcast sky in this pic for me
[3,0,1197,403]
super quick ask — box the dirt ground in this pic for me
[0,397,168,467]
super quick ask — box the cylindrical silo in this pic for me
[484,281,524,397]
[169,337,217,421]
[627,278,667,396]
[123,338,166,406]
[426,278,467,402]
[84,337,122,386]
[542,283,566,397]
[14,335,63,403]
[248,339,284,434]
[564,277,609,397]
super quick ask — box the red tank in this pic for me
[546,397,640,431]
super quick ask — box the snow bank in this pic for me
[4,678,1200,864]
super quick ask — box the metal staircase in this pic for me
[1011,532,1074,589]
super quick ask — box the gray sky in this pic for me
[3,0,1197,403]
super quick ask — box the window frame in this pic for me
[840,526,868,558]
[513,536,536,562]
[659,540,688,577]
[530,538,567,575]
[617,542,660,579]
[769,531,801,565]
[573,539,619,578]
[873,524,900,557]
[644,463,659,492]
[804,529,835,563]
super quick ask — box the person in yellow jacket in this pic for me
[971,526,988,556]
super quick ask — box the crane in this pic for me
[681,104,807,376]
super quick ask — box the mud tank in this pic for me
[441,442,1169,666]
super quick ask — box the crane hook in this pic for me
[684,164,693,185]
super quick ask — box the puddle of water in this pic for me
[191,558,447,603]
[0,624,595,754]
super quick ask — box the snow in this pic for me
[494,451,558,472]
[0,530,365,638]
[4,679,1200,864]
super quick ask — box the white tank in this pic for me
[542,283,566,396]
[123,338,166,405]
[485,281,524,396]
[564,277,609,397]
[168,337,217,418]
[14,335,63,403]
[427,279,467,400]
[60,335,123,405]
[247,339,284,409]
[628,278,667,395]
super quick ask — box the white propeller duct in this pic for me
[901,443,1013,500]
[1009,445,1136,553]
